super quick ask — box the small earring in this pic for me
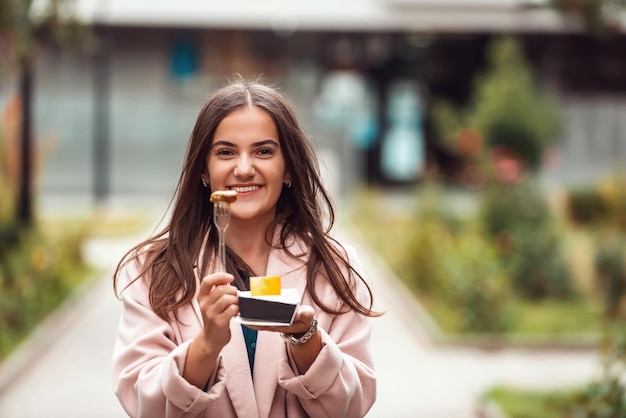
[202,178,209,188]
[285,180,292,188]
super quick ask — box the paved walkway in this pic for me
[0,219,602,418]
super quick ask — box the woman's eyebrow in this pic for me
[212,139,280,149]
[253,140,280,148]
[211,140,236,149]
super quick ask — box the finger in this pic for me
[204,302,239,329]
[249,306,316,334]
[293,305,315,324]
[199,273,234,294]
[200,293,239,319]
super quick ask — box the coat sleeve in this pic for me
[112,262,228,418]
[277,245,377,418]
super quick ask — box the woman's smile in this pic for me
[228,184,263,194]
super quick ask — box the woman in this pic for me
[112,78,381,417]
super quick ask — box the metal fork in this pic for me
[213,201,231,272]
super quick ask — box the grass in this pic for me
[419,294,601,335]
[485,387,576,418]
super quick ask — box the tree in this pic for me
[432,36,561,174]
[550,0,626,35]
[0,0,84,228]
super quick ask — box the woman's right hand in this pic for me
[197,272,239,351]
[184,272,239,389]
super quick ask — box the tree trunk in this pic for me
[16,57,33,227]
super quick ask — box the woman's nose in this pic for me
[234,156,255,178]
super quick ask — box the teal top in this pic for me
[241,325,258,376]
[236,269,258,376]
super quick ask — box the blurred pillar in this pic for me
[17,57,33,227]
[93,27,111,205]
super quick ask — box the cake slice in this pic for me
[250,275,281,296]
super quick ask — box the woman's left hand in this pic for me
[247,304,315,335]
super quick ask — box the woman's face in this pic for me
[205,106,289,223]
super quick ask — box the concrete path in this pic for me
[0,224,602,418]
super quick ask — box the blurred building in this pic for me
[2,0,626,204]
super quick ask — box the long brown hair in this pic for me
[114,77,382,320]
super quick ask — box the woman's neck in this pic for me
[226,219,274,276]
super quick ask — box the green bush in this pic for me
[480,178,574,300]
[403,217,451,294]
[431,36,561,173]
[568,334,626,417]
[567,187,610,226]
[485,118,544,171]
[567,175,626,231]
[400,186,513,332]
[402,189,455,294]
[480,178,551,238]
[506,226,574,300]
[571,377,626,417]
[0,225,89,359]
[599,175,626,232]
[594,233,626,319]
[470,36,561,172]
[443,228,513,332]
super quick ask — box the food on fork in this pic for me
[210,190,238,204]
[250,275,282,296]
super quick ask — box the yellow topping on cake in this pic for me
[210,190,238,204]
[250,276,282,296]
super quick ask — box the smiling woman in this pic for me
[111,77,382,418]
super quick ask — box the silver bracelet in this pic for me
[281,317,318,346]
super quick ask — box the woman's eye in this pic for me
[216,149,235,156]
[257,148,273,156]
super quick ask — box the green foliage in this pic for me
[470,36,561,170]
[431,36,561,172]
[568,187,610,226]
[570,334,626,416]
[487,335,626,417]
[566,175,626,230]
[485,119,543,170]
[348,183,626,336]
[0,0,91,62]
[0,224,89,359]
[480,178,551,237]
[506,226,575,300]
[402,185,457,294]
[443,228,513,332]
[572,377,626,417]
[509,298,600,334]
[594,233,626,319]
[485,386,575,418]
[0,129,89,358]
[479,178,575,300]
[400,185,513,332]
[598,175,626,231]
[550,0,626,35]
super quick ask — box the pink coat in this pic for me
[112,234,376,418]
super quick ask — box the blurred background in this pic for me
[2,0,626,417]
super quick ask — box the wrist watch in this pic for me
[281,317,318,346]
